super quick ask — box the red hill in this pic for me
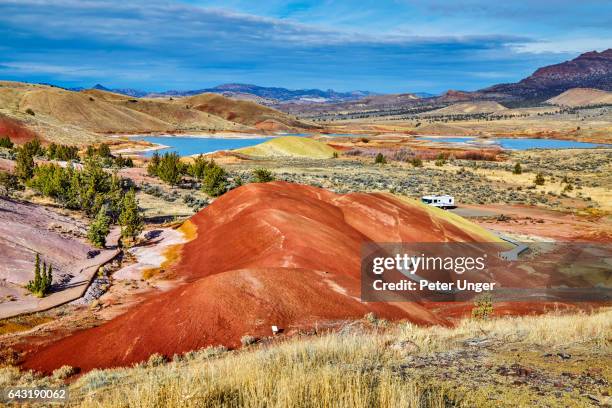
[22,182,499,373]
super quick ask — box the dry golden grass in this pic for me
[2,309,608,407]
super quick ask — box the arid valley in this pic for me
[0,7,611,405]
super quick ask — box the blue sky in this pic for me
[0,0,609,93]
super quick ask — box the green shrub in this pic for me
[188,154,208,180]
[15,146,35,181]
[202,163,228,197]
[534,173,545,186]
[512,163,522,174]
[147,152,161,176]
[252,168,274,183]
[410,158,423,167]
[47,143,79,161]
[151,152,186,185]
[119,189,144,244]
[374,153,386,164]
[88,206,111,248]
[0,136,14,149]
[25,254,52,297]
[0,171,21,197]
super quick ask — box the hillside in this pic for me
[423,101,507,115]
[546,87,612,107]
[0,113,37,143]
[236,136,337,158]
[181,93,319,131]
[23,182,500,373]
[0,82,316,145]
[483,49,612,100]
[19,88,171,133]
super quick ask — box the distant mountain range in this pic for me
[70,83,381,104]
[481,49,612,100]
[67,49,612,108]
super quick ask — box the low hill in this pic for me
[413,122,474,135]
[19,88,171,133]
[423,101,507,116]
[236,136,337,158]
[0,82,318,144]
[181,93,318,131]
[24,182,500,373]
[546,88,612,107]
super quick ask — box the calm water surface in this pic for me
[417,137,610,150]
[135,135,273,157]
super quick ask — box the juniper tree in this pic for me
[147,152,160,176]
[26,254,52,297]
[119,189,144,243]
[88,206,111,248]
[202,163,228,197]
[15,146,35,181]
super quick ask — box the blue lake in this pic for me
[135,135,273,157]
[417,137,610,150]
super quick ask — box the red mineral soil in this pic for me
[0,114,39,144]
[19,182,606,374]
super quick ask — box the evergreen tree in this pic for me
[97,143,112,158]
[202,163,228,197]
[0,136,14,148]
[15,146,35,181]
[42,262,48,289]
[66,170,83,209]
[188,154,208,180]
[147,152,160,176]
[374,153,386,164]
[88,206,111,248]
[0,171,20,197]
[156,152,184,185]
[26,254,52,297]
[34,253,40,286]
[513,163,522,174]
[119,189,144,243]
[47,264,53,289]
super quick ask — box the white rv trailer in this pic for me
[421,195,455,209]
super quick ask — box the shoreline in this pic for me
[115,132,285,140]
